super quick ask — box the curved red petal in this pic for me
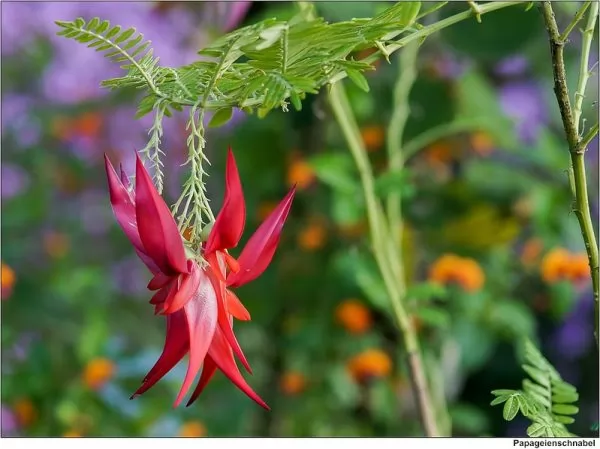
[104,155,160,274]
[131,311,188,398]
[208,270,252,373]
[162,264,202,314]
[173,273,219,407]
[185,355,218,407]
[227,187,295,288]
[135,154,189,276]
[206,324,269,410]
[226,290,251,321]
[204,148,246,255]
[147,272,171,291]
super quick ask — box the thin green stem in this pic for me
[329,82,441,437]
[540,1,599,346]
[559,1,591,43]
[386,42,419,252]
[402,118,493,161]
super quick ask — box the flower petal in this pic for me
[104,155,159,274]
[208,270,252,373]
[148,272,171,291]
[131,311,188,398]
[227,187,295,288]
[173,274,219,407]
[206,324,269,410]
[185,355,218,407]
[204,148,246,255]
[226,290,251,321]
[135,154,189,276]
[162,264,202,314]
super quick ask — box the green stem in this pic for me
[540,1,599,346]
[329,82,441,437]
[386,42,419,252]
[402,118,493,161]
[559,1,591,43]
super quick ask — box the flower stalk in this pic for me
[540,0,599,346]
[329,82,441,437]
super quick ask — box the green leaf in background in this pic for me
[548,280,575,320]
[78,309,110,362]
[332,191,364,225]
[333,249,389,314]
[328,365,361,409]
[208,107,234,128]
[452,320,496,372]
[346,69,370,93]
[450,403,491,435]
[415,306,450,329]
[406,281,448,302]
[309,153,358,194]
[374,169,416,199]
[488,300,535,339]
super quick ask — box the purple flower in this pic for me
[78,189,113,236]
[0,406,18,437]
[495,55,529,77]
[498,81,548,144]
[1,164,30,200]
[552,291,594,360]
[224,2,253,31]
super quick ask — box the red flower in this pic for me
[104,149,295,409]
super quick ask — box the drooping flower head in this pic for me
[104,148,295,409]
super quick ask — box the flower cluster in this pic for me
[428,253,485,292]
[105,148,294,408]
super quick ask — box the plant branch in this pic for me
[540,1,599,346]
[329,82,441,437]
[559,1,591,43]
[386,41,419,251]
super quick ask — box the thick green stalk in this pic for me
[540,1,599,346]
[329,82,441,437]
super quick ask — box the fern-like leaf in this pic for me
[490,339,580,437]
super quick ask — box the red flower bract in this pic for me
[104,148,295,409]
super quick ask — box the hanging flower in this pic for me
[104,148,295,409]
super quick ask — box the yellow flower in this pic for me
[83,358,116,390]
[287,156,315,190]
[334,299,372,335]
[297,220,327,251]
[13,399,37,427]
[429,254,485,292]
[347,349,392,382]
[179,421,207,437]
[280,371,307,396]
[360,125,385,152]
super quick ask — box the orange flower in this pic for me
[347,349,392,382]
[1,262,16,299]
[540,248,572,283]
[179,421,207,437]
[360,125,385,152]
[13,399,37,427]
[83,358,116,390]
[297,221,327,251]
[521,238,543,266]
[424,140,455,165]
[428,254,485,292]
[470,131,494,156]
[287,157,315,190]
[52,113,103,141]
[569,253,590,282]
[280,371,306,395]
[43,231,70,259]
[335,299,372,334]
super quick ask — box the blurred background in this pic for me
[1,1,598,438]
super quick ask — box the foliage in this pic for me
[491,339,580,437]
